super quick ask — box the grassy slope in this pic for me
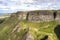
[19,20,60,40]
[0,17,19,40]
[0,18,59,40]
[0,17,29,40]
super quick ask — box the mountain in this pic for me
[0,10,60,40]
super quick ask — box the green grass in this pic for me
[0,17,60,40]
[19,20,60,40]
[0,17,19,40]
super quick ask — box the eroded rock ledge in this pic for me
[11,10,60,22]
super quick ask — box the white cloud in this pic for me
[11,0,34,3]
[0,0,60,13]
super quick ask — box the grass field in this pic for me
[0,17,60,40]
[19,20,60,40]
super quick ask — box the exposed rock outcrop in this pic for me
[11,10,60,22]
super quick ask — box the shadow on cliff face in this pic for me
[41,35,48,40]
[0,19,4,24]
[54,25,60,40]
[53,11,57,20]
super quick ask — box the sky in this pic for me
[0,0,60,14]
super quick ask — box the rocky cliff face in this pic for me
[28,11,54,22]
[55,11,60,21]
[11,10,60,22]
[0,11,60,40]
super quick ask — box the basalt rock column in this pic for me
[55,11,60,21]
[28,11,54,22]
[16,11,27,20]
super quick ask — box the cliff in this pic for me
[11,10,60,22]
[0,10,60,40]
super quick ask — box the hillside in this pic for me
[0,10,60,40]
